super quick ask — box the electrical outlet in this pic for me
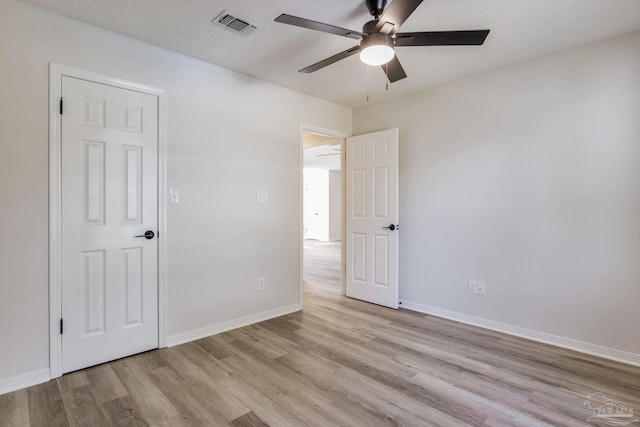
[476,281,486,296]
[468,280,486,296]
[468,280,477,294]
[257,277,266,291]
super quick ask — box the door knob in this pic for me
[134,230,155,240]
[382,224,397,231]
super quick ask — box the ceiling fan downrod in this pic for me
[365,0,388,19]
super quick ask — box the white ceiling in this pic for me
[19,0,640,108]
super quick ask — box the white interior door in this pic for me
[345,129,399,309]
[61,76,159,373]
[303,169,321,239]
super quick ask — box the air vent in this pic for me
[212,11,258,37]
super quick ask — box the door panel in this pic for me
[123,247,143,327]
[373,235,390,287]
[123,145,143,223]
[352,169,367,218]
[61,76,159,373]
[352,232,367,283]
[346,129,399,309]
[374,167,389,218]
[82,250,106,336]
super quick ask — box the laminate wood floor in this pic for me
[2,284,640,426]
[303,239,341,293]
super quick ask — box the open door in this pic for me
[345,129,399,309]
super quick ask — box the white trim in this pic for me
[400,299,640,368]
[0,370,50,396]
[157,81,169,349]
[167,303,301,347]
[48,65,63,379]
[48,63,168,379]
[299,123,351,307]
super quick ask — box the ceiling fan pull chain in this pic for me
[366,65,370,103]
[386,63,389,91]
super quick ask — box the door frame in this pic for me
[48,64,168,378]
[299,124,350,307]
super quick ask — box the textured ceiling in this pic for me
[18,0,640,108]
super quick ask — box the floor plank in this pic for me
[26,380,69,427]
[110,356,178,425]
[84,364,128,404]
[101,395,149,426]
[0,389,30,426]
[229,411,269,427]
[60,385,109,427]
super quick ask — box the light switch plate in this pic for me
[257,190,269,203]
[170,188,181,204]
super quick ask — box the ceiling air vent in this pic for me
[212,11,258,37]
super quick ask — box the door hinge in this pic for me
[60,318,63,334]
[59,97,63,115]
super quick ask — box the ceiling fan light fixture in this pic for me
[360,44,394,66]
[359,33,394,66]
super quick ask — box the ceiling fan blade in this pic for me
[381,55,407,83]
[375,0,423,34]
[395,30,490,46]
[275,14,364,39]
[299,46,361,73]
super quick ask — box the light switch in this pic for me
[257,190,269,204]
[170,188,181,204]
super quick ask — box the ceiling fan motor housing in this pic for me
[361,32,393,49]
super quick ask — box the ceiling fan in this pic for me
[275,0,490,83]
[317,145,342,157]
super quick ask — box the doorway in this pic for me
[300,127,400,310]
[302,131,345,295]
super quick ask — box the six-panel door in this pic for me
[61,76,159,373]
[345,129,399,309]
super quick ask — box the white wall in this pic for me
[0,0,351,384]
[354,31,640,357]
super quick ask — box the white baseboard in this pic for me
[0,369,50,396]
[167,303,301,347]
[399,299,640,368]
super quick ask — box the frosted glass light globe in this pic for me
[359,44,395,66]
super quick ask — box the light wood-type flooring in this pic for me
[303,239,342,293]
[2,244,640,426]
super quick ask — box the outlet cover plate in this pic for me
[476,281,486,296]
